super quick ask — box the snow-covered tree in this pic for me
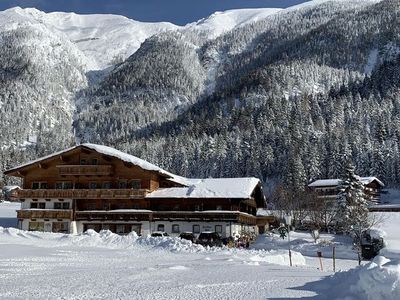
[336,161,375,263]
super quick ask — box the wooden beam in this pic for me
[103,155,112,162]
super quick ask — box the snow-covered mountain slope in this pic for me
[0,7,178,70]
[0,7,284,71]
[185,8,281,39]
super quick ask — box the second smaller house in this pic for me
[308,177,384,204]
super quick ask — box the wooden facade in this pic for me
[5,144,266,237]
[308,178,384,204]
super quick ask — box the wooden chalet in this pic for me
[4,144,266,237]
[308,177,385,204]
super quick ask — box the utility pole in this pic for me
[285,214,292,267]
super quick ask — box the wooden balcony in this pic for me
[76,211,152,221]
[56,165,113,176]
[152,211,257,225]
[17,209,73,219]
[12,189,148,199]
[75,210,257,225]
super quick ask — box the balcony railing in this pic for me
[12,189,148,199]
[17,209,73,219]
[76,211,152,221]
[152,211,257,224]
[75,210,257,225]
[56,165,113,176]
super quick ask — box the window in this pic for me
[80,159,86,165]
[131,180,141,189]
[40,182,48,189]
[215,225,223,234]
[116,225,125,234]
[102,182,112,189]
[89,182,97,189]
[216,205,222,210]
[32,182,40,189]
[56,182,72,189]
[119,180,127,189]
[193,225,200,234]
[87,203,96,210]
[52,222,69,233]
[64,182,73,189]
[172,224,180,233]
[92,158,98,165]
[131,224,141,235]
[29,222,44,231]
[54,202,70,209]
[102,224,110,231]
[194,204,201,211]
[30,202,45,209]
[157,224,165,232]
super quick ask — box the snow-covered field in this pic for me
[0,202,399,299]
[0,201,18,228]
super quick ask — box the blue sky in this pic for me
[0,0,309,25]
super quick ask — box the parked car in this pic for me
[361,230,384,260]
[197,232,223,247]
[179,232,196,243]
[151,231,169,237]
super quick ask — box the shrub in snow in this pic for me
[311,229,320,243]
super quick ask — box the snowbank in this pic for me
[301,256,400,299]
[372,212,400,259]
[0,227,306,266]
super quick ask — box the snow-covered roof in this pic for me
[308,177,384,188]
[82,144,173,178]
[4,144,264,201]
[147,177,261,199]
[2,185,21,192]
[4,145,77,175]
[4,143,174,179]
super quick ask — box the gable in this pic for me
[4,144,172,180]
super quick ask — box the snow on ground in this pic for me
[1,202,399,299]
[296,255,400,300]
[373,212,400,259]
[0,228,324,299]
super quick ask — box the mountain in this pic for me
[2,0,400,190]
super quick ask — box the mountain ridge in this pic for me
[1,0,399,190]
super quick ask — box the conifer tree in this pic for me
[336,160,373,263]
